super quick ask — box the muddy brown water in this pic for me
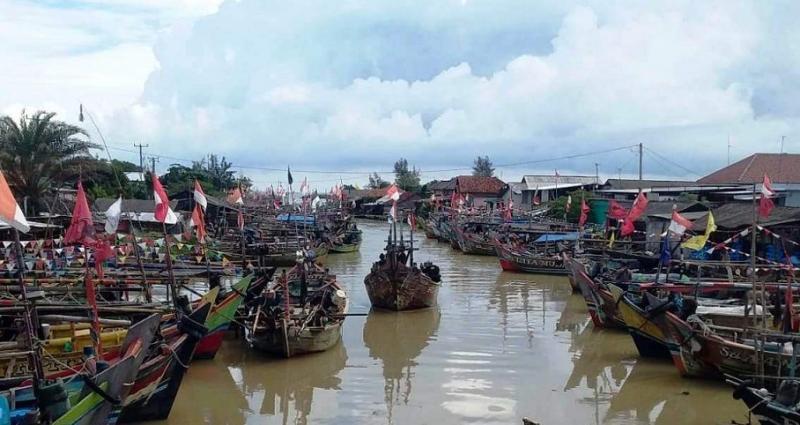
[152,220,748,424]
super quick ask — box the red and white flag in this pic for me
[759,173,775,218]
[389,201,397,221]
[0,170,29,233]
[300,177,309,195]
[152,173,178,224]
[194,180,207,210]
[407,212,416,228]
[386,184,401,201]
[64,180,95,245]
[668,210,693,236]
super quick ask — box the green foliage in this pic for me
[676,192,699,202]
[0,110,98,214]
[546,188,594,222]
[393,158,421,192]
[368,172,390,189]
[472,156,495,177]
[193,154,237,192]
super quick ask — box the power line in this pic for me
[643,146,699,176]
[103,142,640,175]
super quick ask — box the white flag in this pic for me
[104,197,123,234]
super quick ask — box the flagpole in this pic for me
[12,228,46,389]
[162,223,181,311]
[130,220,152,303]
[83,244,102,355]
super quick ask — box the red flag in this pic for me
[194,180,207,210]
[759,173,775,218]
[64,181,95,245]
[620,192,648,237]
[152,173,177,224]
[608,200,628,219]
[192,204,206,242]
[407,212,416,228]
[579,199,590,226]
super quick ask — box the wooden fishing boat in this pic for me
[115,290,214,423]
[569,258,626,329]
[193,275,258,360]
[454,222,496,256]
[495,239,568,274]
[730,376,800,425]
[2,313,161,425]
[617,292,672,359]
[329,220,362,253]
[245,262,347,357]
[364,248,441,311]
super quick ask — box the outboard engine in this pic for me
[775,380,800,407]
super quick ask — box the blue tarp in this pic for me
[276,214,316,225]
[534,232,580,243]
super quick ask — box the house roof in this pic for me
[427,179,456,191]
[643,201,710,217]
[702,203,800,229]
[602,179,697,190]
[521,175,597,191]
[698,153,800,184]
[455,176,506,194]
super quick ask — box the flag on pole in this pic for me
[191,204,206,242]
[287,166,294,185]
[152,172,178,224]
[386,184,401,201]
[759,173,775,218]
[682,212,716,250]
[668,210,693,236]
[620,192,648,237]
[0,171,29,233]
[104,196,123,235]
[194,180,208,210]
[64,181,95,245]
[389,201,397,221]
[300,177,309,195]
[608,200,628,220]
[407,212,416,228]
[579,198,590,227]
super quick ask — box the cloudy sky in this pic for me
[2,0,799,189]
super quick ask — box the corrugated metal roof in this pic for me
[521,175,596,190]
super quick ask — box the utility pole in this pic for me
[149,156,159,175]
[727,135,732,165]
[134,143,149,180]
[638,142,643,181]
[594,163,599,190]
[781,135,786,154]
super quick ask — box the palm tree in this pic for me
[0,111,97,214]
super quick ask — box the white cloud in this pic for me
[4,0,800,188]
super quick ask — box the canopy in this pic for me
[534,232,580,243]
[276,213,316,225]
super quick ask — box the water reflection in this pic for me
[363,308,441,424]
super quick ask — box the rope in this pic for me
[161,342,190,369]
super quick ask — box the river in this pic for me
[153,219,748,424]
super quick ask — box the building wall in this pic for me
[785,190,800,207]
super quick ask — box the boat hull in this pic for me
[364,269,440,311]
[617,295,671,359]
[496,243,568,275]
[250,321,343,357]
